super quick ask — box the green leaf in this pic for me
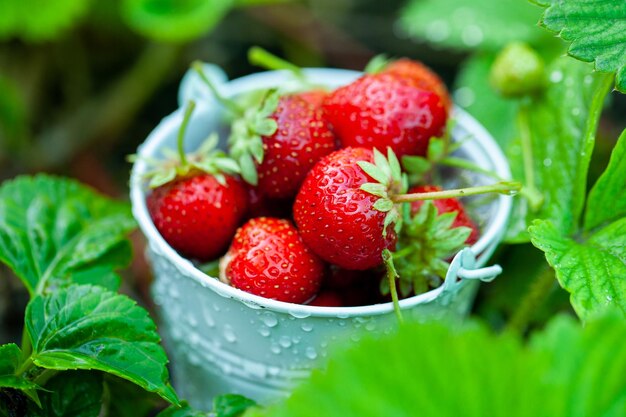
[537,0,626,93]
[251,312,626,417]
[103,375,162,417]
[372,199,393,213]
[0,344,38,392]
[454,54,519,148]
[26,284,179,405]
[398,0,547,52]
[401,155,431,176]
[122,0,234,43]
[356,161,388,185]
[156,402,210,417]
[505,58,614,242]
[0,0,90,41]
[27,371,103,417]
[214,394,257,417]
[529,219,626,320]
[360,183,388,199]
[0,175,136,296]
[584,129,626,231]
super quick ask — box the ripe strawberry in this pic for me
[256,95,336,199]
[409,185,480,245]
[295,89,328,109]
[322,73,447,159]
[293,147,397,270]
[309,291,343,307]
[383,58,452,110]
[142,100,247,262]
[221,217,324,303]
[148,175,247,261]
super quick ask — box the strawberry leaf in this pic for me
[398,0,549,51]
[26,284,179,405]
[27,372,103,417]
[584,129,626,231]
[505,58,614,242]
[373,199,394,212]
[122,0,234,43]
[357,162,388,185]
[0,344,39,394]
[536,0,626,93]
[248,312,626,417]
[360,183,388,199]
[529,218,626,320]
[0,175,136,297]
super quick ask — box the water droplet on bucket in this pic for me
[186,314,198,328]
[301,323,314,332]
[289,310,311,319]
[305,347,318,360]
[168,285,180,299]
[365,322,376,331]
[268,366,280,376]
[213,304,221,312]
[223,325,237,343]
[292,336,301,344]
[270,344,281,355]
[258,326,270,337]
[261,312,278,328]
[279,336,292,348]
[188,352,201,366]
[202,304,216,328]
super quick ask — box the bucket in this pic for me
[129,66,513,409]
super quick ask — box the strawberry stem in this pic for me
[391,181,522,203]
[178,100,196,166]
[191,61,244,116]
[518,102,544,211]
[248,46,305,81]
[383,249,404,324]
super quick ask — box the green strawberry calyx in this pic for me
[132,100,240,189]
[192,61,279,186]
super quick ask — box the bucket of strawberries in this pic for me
[129,48,517,408]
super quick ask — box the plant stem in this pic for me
[392,181,522,204]
[383,250,404,324]
[14,357,34,377]
[507,267,556,334]
[21,326,32,361]
[248,46,304,80]
[177,101,196,166]
[33,369,58,386]
[517,102,544,211]
[191,61,244,116]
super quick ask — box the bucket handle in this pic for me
[441,248,502,297]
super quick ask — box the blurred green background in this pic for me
[0,0,624,344]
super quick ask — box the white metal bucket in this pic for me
[129,67,513,409]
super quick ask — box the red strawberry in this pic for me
[256,95,336,199]
[295,89,328,109]
[142,100,248,262]
[221,217,324,303]
[322,73,447,159]
[309,291,343,307]
[383,58,452,110]
[293,147,397,270]
[409,185,480,244]
[148,174,248,261]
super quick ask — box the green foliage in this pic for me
[27,372,103,417]
[505,58,613,242]
[26,284,179,405]
[536,0,626,93]
[157,395,256,417]
[398,0,547,51]
[584,129,626,231]
[0,344,38,392]
[0,0,91,41]
[0,175,136,296]
[454,53,519,148]
[122,0,235,43]
[529,217,626,320]
[249,312,626,417]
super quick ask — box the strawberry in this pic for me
[309,291,343,307]
[383,58,452,110]
[221,217,324,304]
[295,89,328,109]
[255,94,335,198]
[322,73,447,159]
[142,101,247,262]
[409,185,479,245]
[148,174,247,261]
[293,147,398,270]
